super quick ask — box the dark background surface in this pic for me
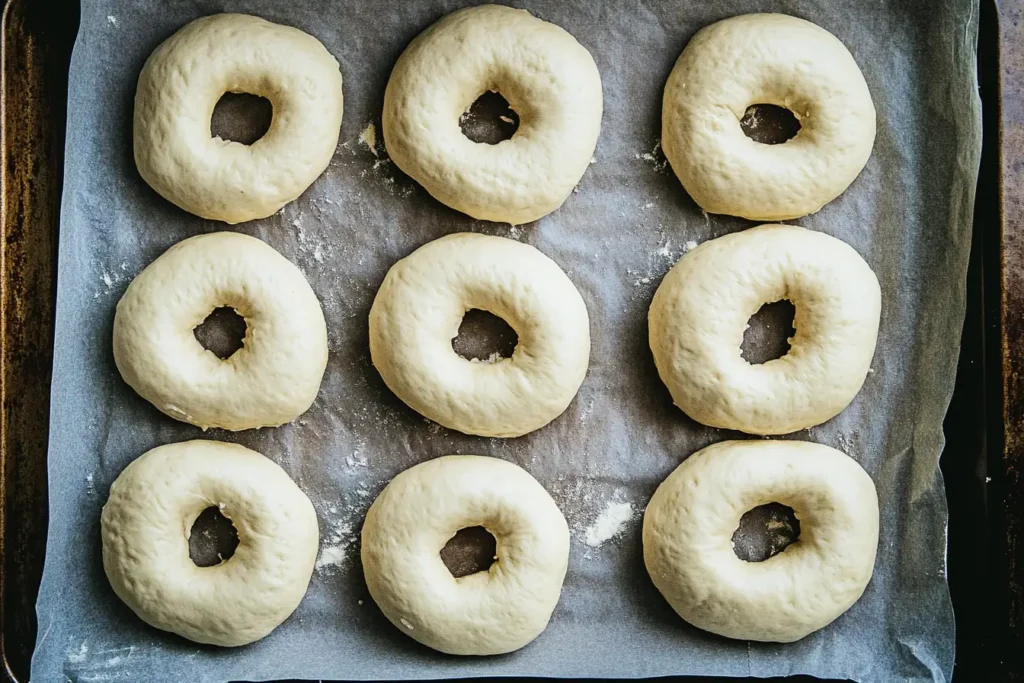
[0,0,1013,680]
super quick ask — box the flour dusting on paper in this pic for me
[315,545,347,570]
[358,122,379,157]
[583,501,636,547]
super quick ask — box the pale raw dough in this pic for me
[134,13,344,224]
[643,440,879,643]
[382,5,602,224]
[361,455,570,655]
[369,233,590,437]
[648,225,880,435]
[113,232,328,431]
[101,440,319,647]
[662,13,876,220]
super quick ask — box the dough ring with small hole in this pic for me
[361,455,570,655]
[101,440,319,647]
[134,13,344,224]
[382,5,602,224]
[643,440,879,642]
[662,13,875,220]
[649,225,880,435]
[369,232,590,437]
[113,232,328,431]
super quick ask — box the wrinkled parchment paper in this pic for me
[32,0,981,680]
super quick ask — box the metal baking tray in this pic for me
[0,0,1012,679]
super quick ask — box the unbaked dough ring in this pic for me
[649,225,880,435]
[643,440,879,642]
[662,13,875,220]
[369,233,590,437]
[134,13,344,224]
[382,5,602,224]
[101,440,319,647]
[361,455,570,655]
[113,232,328,431]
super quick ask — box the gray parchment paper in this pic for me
[31,0,981,681]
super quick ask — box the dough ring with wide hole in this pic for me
[369,233,590,437]
[643,440,879,642]
[113,232,328,431]
[361,455,570,655]
[662,13,875,220]
[649,224,880,435]
[382,5,602,224]
[134,13,343,224]
[101,440,319,647]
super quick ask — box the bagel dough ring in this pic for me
[382,5,602,224]
[649,225,880,435]
[361,455,570,655]
[643,440,879,642]
[101,440,319,647]
[134,14,344,223]
[369,233,590,437]
[113,232,328,431]
[662,13,875,220]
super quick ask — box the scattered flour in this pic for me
[94,263,130,298]
[68,641,88,664]
[578,398,595,425]
[345,449,368,469]
[684,239,698,252]
[507,224,524,240]
[292,218,331,267]
[106,15,118,26]
[834,432,857,458]
[583,501,635,547]
[315,545,347,570]
[85,473,95,495]
[358,122,379,157]
[634,140,669,172]
[469,351,503,364]
[316,518,355,571]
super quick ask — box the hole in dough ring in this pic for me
[100,440,319,647]
[133,13,344,224]
[361,455,570,655]
[113,232,328,431]
[382,5,603,224]
[662,13,876,221]
[648,225,880,435]
[369,233,590,438]
[642,440,879,643]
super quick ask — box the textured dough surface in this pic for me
[662,13,875,220]
[383,5,602,224]
[649,224,880,435]
[134,13,344,223]
[361,455,570,655]
[369,232,590,437]
[113,232,328,431]
[643,440,879,643]
[100,440,319,647]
